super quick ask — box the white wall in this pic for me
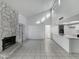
[28,25,44,39]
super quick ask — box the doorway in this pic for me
[45,25,51,39]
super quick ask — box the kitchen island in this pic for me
[52,25,79,53]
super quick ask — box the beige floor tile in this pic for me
[8,39,79,59]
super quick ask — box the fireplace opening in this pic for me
[2,36,16,51]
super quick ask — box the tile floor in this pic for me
[8,39,79,59]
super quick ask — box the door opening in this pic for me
[45,25,51,39]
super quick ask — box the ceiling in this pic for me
[3,0,79,25]
[3,0,54,18]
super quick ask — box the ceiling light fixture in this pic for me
[46,13,50,18]
[36,21,40,24]
[52,9,54,14]
[58,0,60,5]
[41,17,46,22]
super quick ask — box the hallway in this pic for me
[8,39,79,59]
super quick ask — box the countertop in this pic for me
[64,35,79,40]
[52,33,79,40]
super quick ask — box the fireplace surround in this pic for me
[2,36,16,51]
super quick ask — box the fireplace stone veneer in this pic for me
[0,1,18,52]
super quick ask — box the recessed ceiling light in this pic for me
[36,21,40,24]
[52,9,54,13]
[46,13,50,18]
[41,17,46,22]
[58,0,60,5]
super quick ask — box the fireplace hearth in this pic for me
[2,36,16,51]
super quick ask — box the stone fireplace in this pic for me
[0,1,18,52]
